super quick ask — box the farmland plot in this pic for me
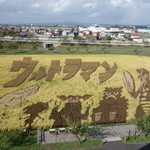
[0,54,149,130]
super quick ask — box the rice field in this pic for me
[0,54,149,130]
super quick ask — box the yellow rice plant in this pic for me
[0,54,149,130]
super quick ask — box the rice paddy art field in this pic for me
[0,54,150,130]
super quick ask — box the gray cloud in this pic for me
[0,0,150,25]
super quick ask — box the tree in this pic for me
[134,49,138,54]
[106,36,112,40]
[144,41,149,47]
[66,46,71,53]
[0,42,3,49]
[106,40,112,48]
[0,130,36,148]
[136,115,150,137]
[0,30,20,37]
[128,37,133,41]
[89,31,92,35]
[102,43,107,53]
[31,43,39,51]
[76,37,85,43]
[48,45,55,52]
[62,37,70,44]
[3,42,19,50]
[9,42,19,50]
[0,31,6,37]
[85,46,90,53]
[70,123,95,143]
[27,33,37,38]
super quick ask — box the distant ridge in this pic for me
[1,22,150,27]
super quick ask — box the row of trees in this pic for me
[0,115,150,149]
[60,115,150,143]
[0,31,20,37]
[0,41,41,51]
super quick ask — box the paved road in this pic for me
[99,125,137,139]
[40,125,150,150]
[1,38,150,47]
[41,125,138,144]
[76,141,150,150]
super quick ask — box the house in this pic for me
[99,32,107,37]
[117,33,127,40]
[62,29,71,36]
[107,32,118,39]
[78,32,84,37]
[87,25,107,33]
[78,26,88,32]
[20,31,29,35]
[0,27,4,31]
[143,35,150,43]
[130,34,140,39]
[57,29,63,36]
[84,35,97,40]
[20,31,29,38]
[109,28,122,32]
[130,34,143,43]
[11,27,21,32]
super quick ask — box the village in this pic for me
[1,24,150,44]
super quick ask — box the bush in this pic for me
[48,45,55,51]
[70,123,95,143]
[0,42,3,49]
[136,115,150,137]
[3,42,19,50]
[107,36,112,40]
[0,131,36,147]
[32,43,39,51]
[0,31,20,37]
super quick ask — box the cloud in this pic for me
[111,0,123,6]
[83,3,96,8]
[90,13,99,17]
[0,0,5,3]
[110,0,132,7]
[47,0,71,13]
[30,3,41,8]
[0,0,150,25]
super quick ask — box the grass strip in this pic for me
[0,137,103,150]
[42,139,103,150]
[122,135,150,144]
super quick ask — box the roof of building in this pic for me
[85,35,97,37]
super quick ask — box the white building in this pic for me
[79,25,107,33]
[62,29,71,36]
[123,28,132,33]
[137,28,150,33]
[109,28,122,32]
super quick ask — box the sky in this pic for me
[0,0,150,25]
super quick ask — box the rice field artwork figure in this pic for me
[49,95,92,127]
[24,102,49,128]
[92,87,128,124]
[123,68,150,118]
[0,85,39,108]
